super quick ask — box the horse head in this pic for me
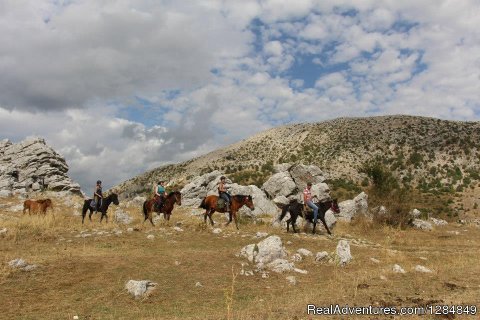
[174,191,182,206]
[243,195,255,211]
[110,193,120,205]
[330,198,340,214]
[44,198,53,209]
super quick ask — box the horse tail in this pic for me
[142,201,148,218]
[81,201,88,216]
[199,197,207,209]
[278,205,289,222]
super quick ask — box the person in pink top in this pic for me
[303,182,318,223]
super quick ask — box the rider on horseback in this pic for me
[218,176,231,212]
[154,180,166,211]
[93,180,103,213]
[303,182,318,223]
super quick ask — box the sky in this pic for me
[1,0,479,192]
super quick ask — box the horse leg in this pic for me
[89,208,93,222]
[233,212,239,230]
[292,215,298,233]
[208,209,215,226]
[149,213,154,226]
[225,212,232,226]
[286,217,291,232]
[320,216,332,235]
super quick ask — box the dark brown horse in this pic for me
[278,198,340,234]
[81,193,119,224]
[23,199,53,215]
[199,194,255,230]
[142,191,182,226]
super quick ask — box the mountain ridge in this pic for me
[114,115,480,203]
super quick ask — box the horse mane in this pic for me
[167,191,180,197]
[233,194,251,201]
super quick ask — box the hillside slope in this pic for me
[114,115,480,201]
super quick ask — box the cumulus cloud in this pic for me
[1,0,480,191]
[0,0,252,111]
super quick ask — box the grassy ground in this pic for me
[0,196,479,320]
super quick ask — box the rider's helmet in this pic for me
[97,180,102,185]
[220,176,226,180]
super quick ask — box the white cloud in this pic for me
[2,0,480,191]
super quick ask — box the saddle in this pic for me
[217,198,229,210]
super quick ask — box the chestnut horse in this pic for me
[278,198,340,234]
[199,194,255,230]
[81,193,119,224]
[142,191,182,226]
[23,199,53,215]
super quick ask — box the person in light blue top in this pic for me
[153,180,166,211]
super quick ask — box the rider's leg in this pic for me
[221,193,230,212]
[307,201,319,223]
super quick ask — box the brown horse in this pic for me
[142,191,182,226]
[23,199,53,215]
[199,194,255,230]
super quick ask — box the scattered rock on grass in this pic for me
[125,280,157,299]
[266,259,295,273]
[286,276,297,285]
[393,264,406,274]
[430,217,448,226]
[336,240,352,266]
[315,251,329,262]
[297,248,312,257]
[411,219,433,230]
[8,258,37,271]
[414,265,433,273]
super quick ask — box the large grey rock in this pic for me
[239,235,288,267]
[273,163,293,173]
[411,219,433,230]
[337,192,369,222]
[310,183,331,202]
[410,208,421,218]
[336,240,352,266]
[0,190,12,197]
[262,172,296,199]
[231,184,278,216]
[114,209,133,224]
[0,138,81,195]
[430,217,447,226]
[180,170,225,206]
[289,164,326,191]
[272,196,290,206]
[266,259,295,273]
[125,280,157,299]
[181,171,277,216]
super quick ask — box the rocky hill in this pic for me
[0,138,81,197]
[115,115,480,199]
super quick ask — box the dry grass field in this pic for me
[1,196,479,320]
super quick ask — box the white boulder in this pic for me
[336,240,352,266]
[125,280,157,299]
